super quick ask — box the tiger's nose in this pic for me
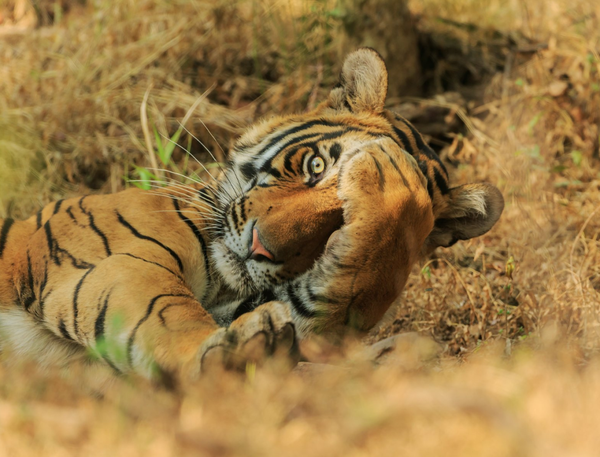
[250,227,275,262]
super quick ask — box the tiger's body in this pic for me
[0,49,504,383]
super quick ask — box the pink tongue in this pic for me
[251,228,275,261]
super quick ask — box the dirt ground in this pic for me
[1,0,599,455]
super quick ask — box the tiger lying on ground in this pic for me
[0,48,503,384]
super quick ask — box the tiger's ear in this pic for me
[329,48,388,114]
[426,183,504,249]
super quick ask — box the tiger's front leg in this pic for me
[38,255,298,382]
[283,137,434,335]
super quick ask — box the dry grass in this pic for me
[1,0,600,455]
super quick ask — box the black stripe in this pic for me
[259,128,364,172]
[27,252,34,293]
[258,132,322,171]
[173,199,210,279]
[283,147,301,174]
[44,220,93,269]
[376,144,410,188]
[53,199,64,215]
[23,252,36,310]
[157,296,203,326]
[157,304,177,325]
[391,126,416,155]
[329,142,342,162]
[398,118,426,149]
[94,290,111,340]
[0,218,14,259]
[239,196,247,222]
[433,166,450,195]
[232,295,259,321]
[230,202,239,228]
[240,162,256,180]
[258,128,368,185]
[299,149,312,175]
[258,120,343,158]
[126,294,193,366]
[422,143,448,176]
[287,283,317,319]
[40,289,53,318]
[79,198,111,256]
[59,248,93,269]
[38,261,49,319]
[44,221,59,266]
[370,156,386,190]
[264,167,281,179]
[66,206,80,225]
[23,294,35,311]
[113,253,181,278]
[59,319,75,341]
[73,267,95,339]
[92,290,122,374]
[419,162,434,199]
[36,211,42,230]
[116,211,184,273]
[101,355,121,374]
[231,289,277,321]
[397,118,448,175]
[378,144,401,174]
[304,282,319,304]
[262,289,276,303]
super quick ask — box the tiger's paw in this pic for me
[324,136,431,268]
[198,301,300,374]
[337,137,429,229]
[316,138,434,330]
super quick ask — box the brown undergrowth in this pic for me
[1,0,600,455]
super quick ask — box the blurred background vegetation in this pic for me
[1,0,600,455]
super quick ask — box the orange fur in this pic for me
[0,49,504,384]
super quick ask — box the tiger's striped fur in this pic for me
[0,49,503,383]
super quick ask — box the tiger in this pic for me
[0,48,503,384]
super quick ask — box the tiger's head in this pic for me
[211,48,504,297]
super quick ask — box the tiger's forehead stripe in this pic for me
[235,119,389,181]
[237,119,351,155]
[258,128,370,171]
[240,129,347,181]
[396,117,449,181]
[252,121,351,166]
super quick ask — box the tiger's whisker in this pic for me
[136,178,226,213]
[196,118,244,194]
[156,136,238,203]
[144,186,221,210]
[146,190,224,216]
[153,210,223,224]
[143,169,229,205]
[178,121,244,198]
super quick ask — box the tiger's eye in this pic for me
[310,156,325,175]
